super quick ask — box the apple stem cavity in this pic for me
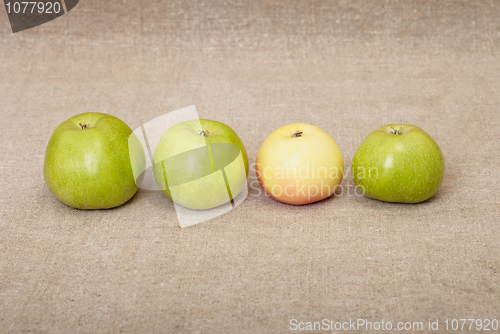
[390,127,405,135]
[198,130,210,137]
[291,131,303,138]
[79,123,89,129]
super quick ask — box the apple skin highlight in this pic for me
[352,124,445,204]
[256,123,344,205]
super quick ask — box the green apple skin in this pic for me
[153,119,249,210]
[44,113,146,209]
[352,124,445,203]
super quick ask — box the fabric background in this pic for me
[1,0,499,333]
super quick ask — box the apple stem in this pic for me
[291,131,303,138]
[198,130,210,137]
[390,127,405,135]
[79,123,89,129]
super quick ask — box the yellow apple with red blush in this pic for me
[256,123,344,205]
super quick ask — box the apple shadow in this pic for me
[352,189,445,212]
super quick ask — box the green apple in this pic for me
[352,124,445,203]
[153,119,249,210]
[44,112,146,209]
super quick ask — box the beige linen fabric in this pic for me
[1,0,499,333]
